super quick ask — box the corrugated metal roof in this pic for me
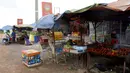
[72,4,98,13]
[65,3,122,14]
[54,3,122,21]
[107,0,130,11]
[89,6,122,11]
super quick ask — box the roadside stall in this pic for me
[21,14,56,67]
[30,14,56,61]
[66,3,130,73]
[14,24,33,45]
[54,11,88,68]
[56,3,130,72]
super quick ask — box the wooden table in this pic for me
[63,46,87,69]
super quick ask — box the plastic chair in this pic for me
[39,42,52,62]
[55,43,67,64]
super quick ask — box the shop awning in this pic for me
[55,3,123,22]
[31,14,55,29]
[15,24,32,28]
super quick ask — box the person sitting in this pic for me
[2,32,11,44]
[111,31,120,49]
[24,32,31,45]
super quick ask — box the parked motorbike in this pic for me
[2,37,12,45]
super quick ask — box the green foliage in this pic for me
[64,45,72,49]
[30,31,40,35]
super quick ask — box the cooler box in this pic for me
[22,49,41,67]
[72,46,87,53]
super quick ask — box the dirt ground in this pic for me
[0,34,119,73]
[0,34,89,73]
[0,42,81,73]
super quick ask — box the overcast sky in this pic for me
[0,0,117,28]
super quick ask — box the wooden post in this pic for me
[94,22,97,42]
[120,21,122,45]
[52,26,55,56]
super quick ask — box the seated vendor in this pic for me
[2,31,10,43]
[24,32,31,45]
[111,31,120,49]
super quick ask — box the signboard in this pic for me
[42,2,52,16]
[17,19,23,25]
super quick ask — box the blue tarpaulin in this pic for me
[2,25,13,30]
[31,14,55,29]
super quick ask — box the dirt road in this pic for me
[0,43,78,73]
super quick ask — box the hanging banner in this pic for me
[42,2,52,16]
[17,19,23,25]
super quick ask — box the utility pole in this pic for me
[35,0,38,22]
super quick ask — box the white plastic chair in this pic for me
[38,42,52,62]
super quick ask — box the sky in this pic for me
[0,0,117,28]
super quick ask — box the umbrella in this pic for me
[31,14,55,29]
[2,25,13,30]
